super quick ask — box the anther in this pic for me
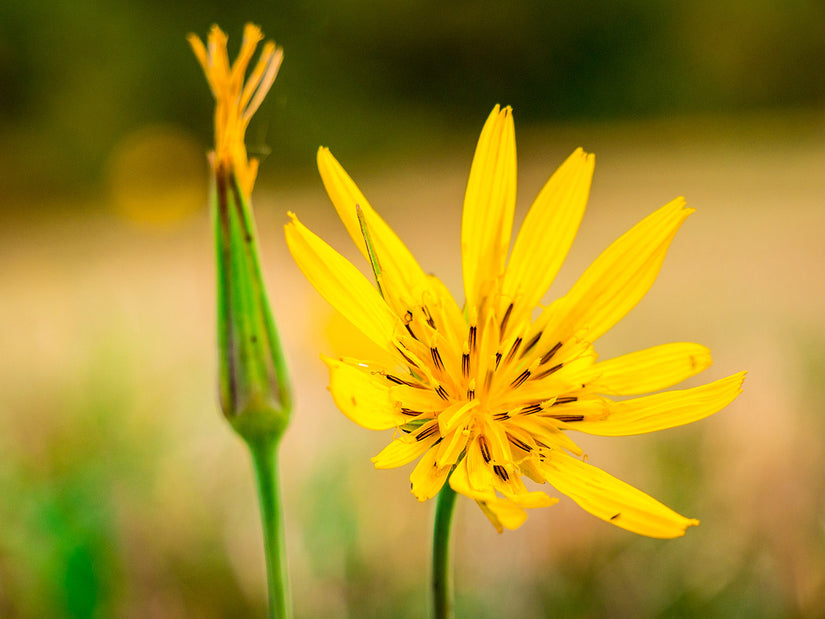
[522,332,542,357]
[505,337,522,364]
[403,310,418,340]
[507,434,532,452]
[400,408,422,416]
[540,341,563,365]
[551,414,584,422]
[396,346,420,369]
[552,396,578,405]
[494,352,502,369]
[520,403,543,415]
[510,369,531,389]
[430,346,445,371]
[386,374,413,386]
[462,352,470,378]
[417,424,440,441]
[493,465,510,482]
[500,303,513,334]
[533,363,563,381]
[435,385,449,400]
[478,436,492,463]
[493,411,510,421]
[422,306,436,329]
[469,325,477,353]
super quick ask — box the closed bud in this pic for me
[190,24,291,444]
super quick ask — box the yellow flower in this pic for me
[188,23,283,199]
[285,105,745,537]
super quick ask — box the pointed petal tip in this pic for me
[669,517,700,538]
[316,145,332,163]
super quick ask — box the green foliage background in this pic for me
[1,0,824,197]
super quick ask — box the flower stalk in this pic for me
[432,483,458,619]
[249,435,291,619]
[190,24,292,618]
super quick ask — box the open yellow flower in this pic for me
[285,105,745,537]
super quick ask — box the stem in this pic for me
[248,437,291,619]
[432,483,458,619]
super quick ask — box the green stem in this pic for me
[432,483,458,619]
[248,437,291,619]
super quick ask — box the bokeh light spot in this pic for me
[107,125,207,228]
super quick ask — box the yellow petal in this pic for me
[448,454,493,500]
[501,148,595,330]
[477,498,528,533]
[572,372,746,436]
[410,447,450,501]
[317,147,435,311]
[542,198,693,345]
[316,147,376,261]
[582,343,713,395]
[462,105,517,311]
[372,431,439,469]
[450,451,555,532]
[285,213,397,351]
[539,451,699,538]
[323,357,408,430]
[436,425,471,468]
[437,400,477,435]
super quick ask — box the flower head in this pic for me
[188,23,283,199]
[285,105,744,537]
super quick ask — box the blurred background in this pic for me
[1,1,824,617]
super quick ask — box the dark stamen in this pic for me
[540,341,563,365]
[484,370,494,393]
[495,352,502,369]
[462,353,470,378]
[500,303,513,334]
[478,436,492,463]
[493,465,510,482]
[417,424,440,441]
[522,332,542,357]
[400,408,422,417]
[520,403,543,415]
[430,347,444,371]
[493,412,510,421]
[422,306,436,329]
[397,347,419,369]
[469,325,477,353]
[552,414,584,422]
[435,385,449,400]
[510,369,531,388]
[386,374,414,387]
[610,513,621,521]
[533,363,564,381]
[553,396,578,405]
[505,337,522,364]
[507,434,532,452]
[467,388,475,399]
